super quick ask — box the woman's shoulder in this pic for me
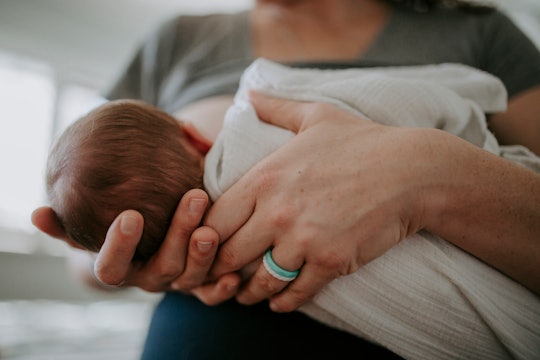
[406,4,507,23]
[372,5,540,96]
[157,11,250,43]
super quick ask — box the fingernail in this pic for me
[226,283,237,293]
[196,240,213,253]
[93,262,125,287]
[269,301,281,313]
[189,198,206,214]
[120,215,138,235]
[170,282,180,291]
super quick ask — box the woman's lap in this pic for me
[141,292,402,359]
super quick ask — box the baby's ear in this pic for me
[182,121,212,154]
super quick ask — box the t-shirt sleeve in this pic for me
[103,16,184,104]
[479,11,540,98]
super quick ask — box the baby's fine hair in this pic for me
[46,99,204,261]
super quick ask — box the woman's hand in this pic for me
[205,92,540,312]
[94,189,243,303]
[32,189,242,305]
[204,92,431,312]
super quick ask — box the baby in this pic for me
[46,99,207,262]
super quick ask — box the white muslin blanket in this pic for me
[203,58,540,360]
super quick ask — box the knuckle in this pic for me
[267,201,300,230]
[268,209,293,229]
[216,246,239,269]
[188,253,210,268]
[316,250,347,274]
[251,160,281,194]
[293,230,315,249]
[257,275,282,293]
[309,102,333,118]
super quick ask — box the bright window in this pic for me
[0,52,55,233]
[0,51,105,254]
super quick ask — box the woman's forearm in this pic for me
[421,129,540,294]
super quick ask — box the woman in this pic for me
[33,0,540,358]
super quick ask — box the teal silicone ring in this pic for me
[264,249,300,279]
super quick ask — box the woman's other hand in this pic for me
[204,92,430,312]
[94,189,242,304]
[32,189,242,305]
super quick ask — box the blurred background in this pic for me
[0,0,538,359]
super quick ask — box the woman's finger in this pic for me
[138,189,212,291]
[235,246,304,306]
[170,226,219,291]
[204,173,257,244]
[267,262,333,313]
[94,210,143,286]
[190,273,242,306]
[248,91,307,133]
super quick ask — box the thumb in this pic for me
[248,90,310,133]
[94,210,143,286]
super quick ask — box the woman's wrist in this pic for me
[418,128,500,239]
[383,127,453,238]
[416,128,540,293]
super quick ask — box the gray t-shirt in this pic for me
[106,7,540,114]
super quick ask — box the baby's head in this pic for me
[46,99,204,262]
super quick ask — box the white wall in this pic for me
[0,0,252,89]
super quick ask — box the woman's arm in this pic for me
[202,92,540,312]
[489,86,540,155]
